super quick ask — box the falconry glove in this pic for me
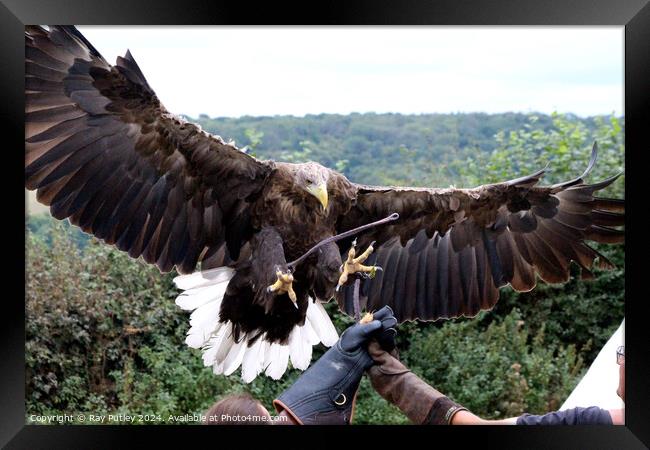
[367,341,468,425]
[273,306,394,425]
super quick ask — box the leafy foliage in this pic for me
[404,309,584,419]
[452,113,624,197]
[26,112,624,425]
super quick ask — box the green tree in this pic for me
[454,113,624,198]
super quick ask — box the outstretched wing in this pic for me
[25,26,274,273]
[336,144,624,322]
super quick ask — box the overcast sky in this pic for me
[77,26,623,119]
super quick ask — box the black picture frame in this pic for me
[2,0,648,447]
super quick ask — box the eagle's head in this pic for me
[295,162,330,211]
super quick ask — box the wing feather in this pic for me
[25,26,274,274]
[336,144,623,322]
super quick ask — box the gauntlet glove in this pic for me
[273,306,395,425]
[367,341,467,425]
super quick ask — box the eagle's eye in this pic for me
[306,178,314,185]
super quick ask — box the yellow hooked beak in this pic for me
[308,183,329,211]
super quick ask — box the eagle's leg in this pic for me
[267,270,297,304]
[250,227,298,310]
[336,239,381,291]
[352,278,361,321]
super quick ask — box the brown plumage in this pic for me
[336,159,624,321]
[25,26,624,367]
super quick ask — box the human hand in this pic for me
[339,305,397,352]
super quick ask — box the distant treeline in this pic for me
[191,111,619,186]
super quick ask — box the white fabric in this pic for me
[560,319,624,411]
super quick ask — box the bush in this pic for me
[24,217,603,424]
[403,309,584,419]
[27,221,230,423]
[489,245,624,364]
[26,219,341,423]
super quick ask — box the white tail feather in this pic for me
[223,340,246,376]
[264,343,281,371]
[212,362,225,375]
[214,327,235,364]
[202,343,220,367]
[189,299,221,329]
[300,329,314,369]
[258,340,271,372]
[241,337,266,383]
[176,283,228,311]
[175,267,235,351]
[176,269,340,383]
[187,319,222,349]
[266,345,290,380]
[302,317,321,347]
[173,267,235,291]
[289,327,311,370]
[209,324,232,375]
[184,298,223,348]
[201,323,230,366]
[306,300,339,347]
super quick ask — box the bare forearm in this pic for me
[450,410,517,425]
[609,408,624,425]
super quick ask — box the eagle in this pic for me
[25,26,625,383]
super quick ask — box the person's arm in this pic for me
[515,406,614,425]
[609,408,624,425]
[368,350,514,426]
[402,395,618,426]
[447,406,622,425]
[367,341,468,425]
[450,410,517,425]
[368,342,620,426]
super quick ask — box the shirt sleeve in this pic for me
[516,406,613,425]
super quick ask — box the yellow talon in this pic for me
[359,312,374,324]
[353,242,374,264]
[267,270,297,304]
[336,240,379,290]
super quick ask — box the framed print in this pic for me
[2,0,648,447]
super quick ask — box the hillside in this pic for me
[191,111,616,187]
[26,112,621,217]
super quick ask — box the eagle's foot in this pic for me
[360,265,382,279]
[267,269,298,308]
[336,239,380,291]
